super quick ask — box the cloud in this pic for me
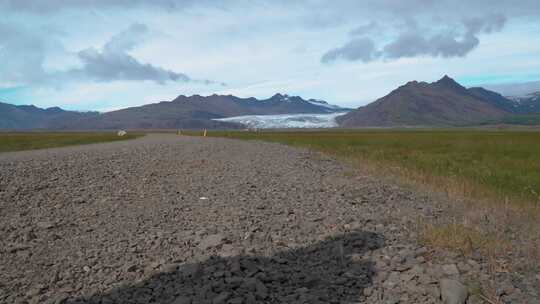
[0,0,194,12]
[463,14,506,34]
[321,38,378,63]
[104,23,149,53]
[0,0,538,111]
[385,14,506,59]
[382,32,479,59]
[0,23,53,86]
[70,23,192,84]
[0,22,221,87]
[322,14,507,63]
[2,0,540,17]
[484,81,540,96]
[349,21,380,36]
[74,48,191,84]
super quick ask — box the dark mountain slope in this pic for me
[467,87,518,113]
[507,92,540,114]
[338,76,509,127]
[66,93,348,129]
[1,94,348,130]
[0,102,97,129]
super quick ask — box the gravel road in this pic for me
[0,134,535,303]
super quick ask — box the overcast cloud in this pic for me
[0,23,52,85]
[0,0,538,110]
[0,0,197,12]
[70,23,192,84]
[322,14,508,63]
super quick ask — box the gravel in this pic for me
[439,279,468,304]
[0,134,535,303]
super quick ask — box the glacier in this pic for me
[213,112,348,129]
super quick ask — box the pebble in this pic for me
[0,134,535,303]
[172,296,192,304]
[440,279,468,304]
[212,292,230,304]
[198,234,225,250]
[442,264,460,276]
[36,221,55,229]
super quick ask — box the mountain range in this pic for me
[0,94,349,130]
[0,103,98,130]
[507,92,540,113]
[2,76,540,130]
[338,76,540,127]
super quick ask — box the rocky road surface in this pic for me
[0,134,535,303]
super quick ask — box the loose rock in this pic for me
[440,279,468,304]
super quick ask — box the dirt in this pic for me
[0,134,536,303]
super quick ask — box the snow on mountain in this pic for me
[307,99,342,110]
[508,91,540,103]
[271,93,294,102]
[213,112,348,129]
[268,94,349,111]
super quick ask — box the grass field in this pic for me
[0,132,143,153]
[199,130,540,206]
[481,114,540,125]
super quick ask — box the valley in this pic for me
[2,134,539,303]
[2,76,539,131]
[2,2,540,303]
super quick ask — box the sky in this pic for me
[0,0,539,112]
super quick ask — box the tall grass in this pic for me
[197,129,540,277]
[201,130,540,206]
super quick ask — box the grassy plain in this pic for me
[0,132,143,153]
[199,129,540,206]
[196,129,540,286]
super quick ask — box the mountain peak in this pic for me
[271,93,287,99]
[441,74,452,81]
[338,76,512,127]
[270,93,297,103]
[45,106,64,113]
[434,75,467,91]
[402,80,420,87]
[436,75,458,85]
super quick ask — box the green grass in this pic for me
[480,114,540,125]
[198,130,540,205]
[0,132,144,153]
